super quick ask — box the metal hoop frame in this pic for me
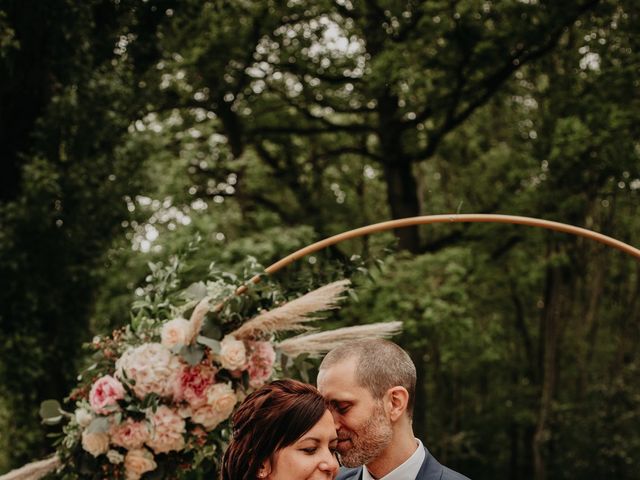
[231,214,640,297]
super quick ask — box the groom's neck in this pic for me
[366,423,418,479]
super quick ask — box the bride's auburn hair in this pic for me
[220,379,328,480]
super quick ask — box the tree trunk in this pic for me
[382,160,422,252]
[377,89,422,252]
[533,261,565,480]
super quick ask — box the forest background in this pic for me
[1,1,639,479]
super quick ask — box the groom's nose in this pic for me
[329,410,343,430]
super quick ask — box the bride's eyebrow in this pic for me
[298,437,321,443]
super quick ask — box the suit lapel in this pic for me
[415,447,442,480]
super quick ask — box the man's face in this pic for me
[317,357,393,468]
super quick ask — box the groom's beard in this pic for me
[338,403,392,468]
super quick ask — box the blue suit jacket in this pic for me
[335,447,470,480]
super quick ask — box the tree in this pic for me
[0,0,175,466]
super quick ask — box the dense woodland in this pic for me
[1,1,640,478]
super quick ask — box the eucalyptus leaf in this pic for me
[39,399,62,420]
[197,335,221,353]
[180,344,205,365]
[184,281,208,301]
[42,415,63,425]
[201,321,222,341]
[86,416,110,433]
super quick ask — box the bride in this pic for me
[221,379,339,480]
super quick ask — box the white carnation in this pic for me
[74,407,93,428]
[115,343,182,399]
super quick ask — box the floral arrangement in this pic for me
[32,259,401,480]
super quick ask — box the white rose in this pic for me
[192,383,237,431]
[107,449,124,464]
[161,318,192,349]
[124,448,157,480]
[219,336,247,371]
[191,405,226,431]
[207,383,237,417]
[81,431,109,457]
[75,408,93,428]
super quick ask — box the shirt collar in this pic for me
[361,439,425,480]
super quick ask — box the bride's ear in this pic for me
[258,460,271,479]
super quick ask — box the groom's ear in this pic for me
[385,386,409,422]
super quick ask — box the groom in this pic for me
[317,339,470,480]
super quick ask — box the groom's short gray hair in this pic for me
[319,338,416,418]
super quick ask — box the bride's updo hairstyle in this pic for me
[220,379,327,480]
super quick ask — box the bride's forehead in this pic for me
[295,412,337,440]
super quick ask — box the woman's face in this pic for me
[264,410,339,480]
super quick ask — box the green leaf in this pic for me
[180,344,205,365]
[293,353,310,370]
[184,281,208,301]
[201,321,222,340]
[39,399,62,422]
[197,335,221,353]
[86,417,110,433]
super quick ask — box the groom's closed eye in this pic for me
[331,401,351,414]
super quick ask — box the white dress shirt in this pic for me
[361,439,426,480]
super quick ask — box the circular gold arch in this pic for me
[231,214,640,297]
[226,213,640,304]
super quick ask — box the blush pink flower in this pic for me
[146,405,186,454]
[81,431,109,457]
[247,341,276,388]
[110,418,150,450]
[89,375,125,415]
[124,448,157,480]
[176,364,216,409]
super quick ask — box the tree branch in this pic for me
[409,0,601,161]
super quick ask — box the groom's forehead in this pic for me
[317,359,367,396]
[318,357,357,383]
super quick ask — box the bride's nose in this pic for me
[318,451,339,475]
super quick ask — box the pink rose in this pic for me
[247,341,276,388]
[110,418,149,450]
[218,335,247,371]
[81,431,109,457]
[176,364,216,408]
[89,375,125,415]
[146,405,186,454]
[124,448,157,480]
